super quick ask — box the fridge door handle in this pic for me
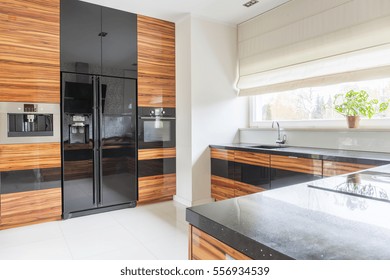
[92,75,99,206]
[97,76,103,205]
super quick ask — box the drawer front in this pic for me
[235,181,266,197]
[323,160,376,177]
[0,188,62,230]
[210,148,234,161]
[189,226,252,260]
[271,155,322,175]
[234,151,270,167]
[211,175,235,201]
[138,174,176,204]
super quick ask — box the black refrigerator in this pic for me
[61,72,137,219]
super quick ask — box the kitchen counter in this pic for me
[210,143,390,165]
[186,164,390,259]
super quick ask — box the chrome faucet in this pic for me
[272,121,287,145]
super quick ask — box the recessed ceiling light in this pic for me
[243,0,259,8]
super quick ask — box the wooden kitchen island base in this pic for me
[188,225,252,260]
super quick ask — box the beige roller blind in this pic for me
[237,0,390,95]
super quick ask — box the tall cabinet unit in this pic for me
[137,16,176,204]
[0,0,61,229]
[60,0,138,218]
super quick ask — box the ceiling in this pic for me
[80,0,291,25]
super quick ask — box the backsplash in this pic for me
[239,128,390,153]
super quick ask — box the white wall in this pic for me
[175,16,193,205]
[175,16,248,206]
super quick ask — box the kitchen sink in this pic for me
[245,145,288,149]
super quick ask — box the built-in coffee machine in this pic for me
[0,102,60,144]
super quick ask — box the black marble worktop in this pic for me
[210,143,390,165]
[186,164,390,259]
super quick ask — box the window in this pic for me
[251,78,390,127]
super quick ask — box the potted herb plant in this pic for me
[333,90,389,128]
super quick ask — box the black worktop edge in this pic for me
[186,207,293,260]
[209,145,390,166]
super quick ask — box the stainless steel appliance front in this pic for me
[0,102,60,144]
[138,107,176,149]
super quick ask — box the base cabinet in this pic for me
[189,225,252,260]
[210,148,269,201]
[210,147,385,201]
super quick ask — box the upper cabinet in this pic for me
[137,16,175,108]
[60,0,137,78]
[0,0,60,103]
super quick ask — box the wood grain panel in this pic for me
[234,181,266,197]
[190,226,252,260]
[210,148,234,161]
[138,148,176,160]
[137,15,175,108]
[234,151,270,167]
[0,143,61,172]
[271,155,322,175]
[0,188,61,229]
[211,175,235,201]
[0,0,60,103]
[323,160,377,177]
[138,174,176,204]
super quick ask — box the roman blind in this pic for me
[237,0,390,96]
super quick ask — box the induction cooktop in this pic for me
[308,171,390,203]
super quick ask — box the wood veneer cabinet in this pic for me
[0,0,60,103]
[137,15,175,108]
[210,147,387,201]
[136,16,176,204]
[138,148,176,204]
[322,160,376,177]
[0,143,62,229]
[189,225,252,260]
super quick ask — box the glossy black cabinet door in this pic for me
[101,8,137,78]
[235,163,270,190]
[211,158,235,180]
[60,0,102,75]
[60,0,137,77]
[270,169,321,189]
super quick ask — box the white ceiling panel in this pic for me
[80,0,292,25]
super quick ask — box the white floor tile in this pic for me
[83,244,157,260]
[0,238,72,260]
[59,211,119,237]
[0,221,63,250]
[0,200,189,260]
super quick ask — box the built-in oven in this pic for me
[138,107,175,149]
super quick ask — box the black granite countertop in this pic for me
[210,143,390,165]
[186,164,390,260]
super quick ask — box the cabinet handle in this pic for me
[288,156,298,159]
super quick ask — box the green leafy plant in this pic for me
[333,90,389,118]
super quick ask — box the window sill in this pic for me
[246,119,390,131]
[241,127,390,132]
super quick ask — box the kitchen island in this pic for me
[186,164,390,259]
